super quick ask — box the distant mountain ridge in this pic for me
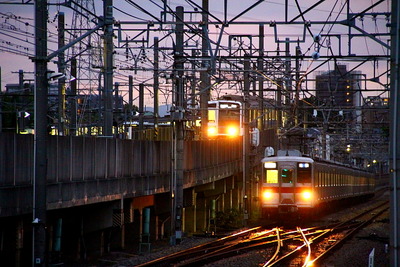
[144,104,171,117]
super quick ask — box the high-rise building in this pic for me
[315,64,360,107]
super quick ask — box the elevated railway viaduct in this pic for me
[0,131,275,265]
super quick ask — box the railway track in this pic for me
[264,201,389,266]
[135,226,263,267]
[132,201,388,267]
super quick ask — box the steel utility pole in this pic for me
[171,6,185,245]
[390,0,400,265]
[154,37,159,137]
[103,0,114,136]
[243,55,250,225]
[200,0,210,137]
[57,12,66,136]
[258,24,264,130]
[70,58,77,136]
[33,0,48,265]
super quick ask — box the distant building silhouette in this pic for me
[315,64,361,108]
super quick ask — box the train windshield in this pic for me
[218,109,240,126]
[297,163,312,183]
[281,168,293,183]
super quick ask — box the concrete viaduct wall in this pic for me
[0,133,243,218]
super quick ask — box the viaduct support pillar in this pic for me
[184,189,197,234]
[16,218,23,267]
[196,196,207,233]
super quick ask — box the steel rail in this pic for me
[311,204,389,265]
[262,228,281,267]
[135,226,261,267]
[298,227,312,267]
[267,201,389,266]
[177,228,328,266]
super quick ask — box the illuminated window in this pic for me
[266,170,278,183]
[208,110,216,121]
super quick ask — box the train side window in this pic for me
[266,170,278,183]
[281,168,293,183]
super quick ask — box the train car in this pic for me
[207,100,243,138]
[261,149,375,217]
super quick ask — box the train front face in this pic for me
[207,101,243,138]
[261,156,314,215]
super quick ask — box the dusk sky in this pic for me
[0,0,391,106]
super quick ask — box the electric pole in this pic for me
[154,37,159,138]
[243,55,250,225]
[171,6,185,245]
[33,0,48,265]
[58,12,66,136]
[103,0,114,136]
[390,0,400,265]
[200,0,210,137]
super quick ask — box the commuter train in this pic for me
[207,100,243,138]
[261,149,375,216]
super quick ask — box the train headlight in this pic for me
[207,126,217,136]
[227,126,238,137]
[302,190,312,200]
[262,190,273,200]
[298,162,310,168]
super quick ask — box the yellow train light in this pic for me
[302,190,312,200]
[227,126,238,137]
[262,190,273,200]
[208,126,217,136]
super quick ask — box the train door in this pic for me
[278,163,296,213]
